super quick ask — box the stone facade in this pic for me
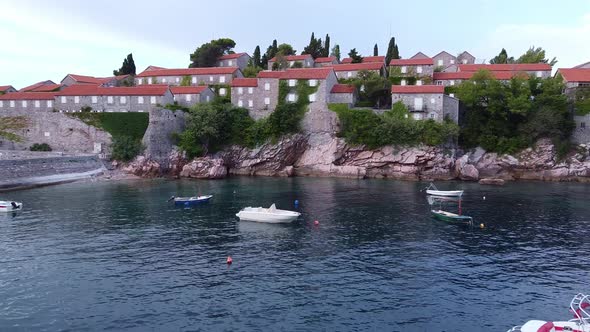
[135,68,243,87]
[217,53,251,70]
[61,74,132,87]
[332,63,385,79]
[390,58,434,84]
[0,93,56,112]
[457,51,476,65]
[268,55,314,70]
[329,91,356,106]
[391,85,458,123]
[170,86,215,107]
[432,51,457,70]
[314,57,339,67]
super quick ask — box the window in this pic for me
[238,87,243,95]
[450,80,455,86]
[431,98,436,104]
[413,113,421,120]
[74,96,80,104]
[162,78,167,83]
[22,101,27,107]
[219,76,226,83]
[107,96,114,104]
[437,60,443,67]
[449,93,455,98]
[61,96,66,103]
[414,97,423,111]
[306,61,310,66]
[581,122,586,128]
[401,79,407,86]
[206,95,210,102]
[416,80,423,86]
[218,88,226,96]
[120,96,126,104]
[0,101,3,107]
[148,78,153,84]
[192,77,197,84]
[35,100,40,108]
[137,110,144,113]
[91,96,98,103]
[138,96,144,104]
[44,132,50,137]
[264,82,270,91]
[416,66,423,74]
[429,113,436,119]
[209,76,214,82]
[536,71,543,78]
[436,80,443,85]
[176,77,180,83]
[238,100,243,107]
[185,94,191,101]
[462,59,467,64]
[289,61,294,66]
[309,79,317,87]
[248,87,254,94]
[287,93,296,102]
[264,97,270,105]
[228,60,233,66]
[288,79,296,87]
[248,100,253,107]
[10,100,15,107]
[450,59,455,64]
[137,79,142,85]
[309,93,316,102]
[47,100,52,107]
[150,96,156,104]
[401,66,407,74]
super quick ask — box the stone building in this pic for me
[314,56,339,67]
[231,78,260,115]
[0,85,17,94]
[331,62,386,79]
[267,54,314,70]
[341,56,385,64]
[0,92,57,112]
[55,85,174,113]
[19,80,60,92]
[135,67,243,93]
[556,68,590,143]
[389,58,434,85]
[61,74,132,87]
[391,85,459,123]
[433,72,472,87]
[216,53,251,70]
[329,84,358,106]
[170,86,215,107]
[432,51,457,71]
[457,51,476,65]
[458,64,552,78]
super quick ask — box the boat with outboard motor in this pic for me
[168,195,213,205]
[236,203,300,223]
[508,293,590,332]
[0,200,23,212]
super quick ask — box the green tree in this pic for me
[323,34,330,57]
[180,76,191,86]
[243,65,263,78]
[0,116,28,142]
[272,53,288,70]
[348,48,363,63]
[331,44,341,61]
[111,135,143,162]
[277,43,296,56]
[385,37,400,66]
[253,45,261,68]
[189,38,236,68]
[373,44,378,56]
[291,61,303,68]
[517,46,557,66]
[574,87,590,115]
[113,53,136,76]
[302,32,324,59]
[489,48,514,64]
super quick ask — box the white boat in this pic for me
[236,204,300,223]
[508,293,590,332]
[0,201,23,212]
[425,183,463,197]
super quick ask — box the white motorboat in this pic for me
[236,204,300,223]
[508,293,590,332]
[425,183,463,197]
[0,201,23,212]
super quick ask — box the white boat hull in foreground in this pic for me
[0,201,23,212]
[426,190,464,197]
[236,204,300,223]
[508,293,590,332]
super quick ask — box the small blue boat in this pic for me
[169,195,213,205]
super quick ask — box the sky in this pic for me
[1,0,590,89]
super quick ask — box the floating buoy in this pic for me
[226,256,233,265]
[480,223,485,229]
[314,220,319,226]
[294,199,299,206]
[483,196,486,200]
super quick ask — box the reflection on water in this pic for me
[1,177,590,331]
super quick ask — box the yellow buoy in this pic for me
[480,223,485,229]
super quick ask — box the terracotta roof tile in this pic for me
[57,85,170,96]
[391,85,444,94]
[269,54,312,62]
[219,52,249,60]
[279,68,333,80]
[231,78,258,87]
[342,56,385,64]
[19,80,56,92]
[314,56,337,63]
[0,85,15,91]
[0,92,58,100]
[170,86,209,94]
[557,68,590,83]
[459,64,551,72]
[331,84,356,93]
[257,71,283,78]
[136,67,239,77]
[329,63,384,71]
[390,58,434,66]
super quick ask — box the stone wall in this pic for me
[391,93,445,121]
[142,109,186,166]
[0,154,104,180]
[55,91,174,113]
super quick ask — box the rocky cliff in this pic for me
[124,105,590,183]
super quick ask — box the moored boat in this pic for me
[236,204,300,223]
[508,293,590,332]
[0,201,23,213]
[169,195,213,205]
[431,209,473,224]
[425,183,463,197]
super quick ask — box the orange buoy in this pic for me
[314,220,319,226]
[226,256,233,265]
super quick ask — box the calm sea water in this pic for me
[1,177,590,331]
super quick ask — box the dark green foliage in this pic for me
[253,45,261,68]
[302,32,325,59]
[180,76,192,86]
[490,48,514,64]
[340,70,391,107]
[329,103,459,148]
[113,53,136,76]
[323,34,330,58]
[277,43,296,56]
[189,38,236,68]
[291,61,303,68]
[331,44,341,61]
[30,143,52,152]
[385,37,400,68]
[71,113,149,141]
[574,87,590,115]
[517,46,557,66]
[111,135,143,162]
[348,48,362,63]
[456,70,573,154]
[243,65,263,78]
[81,106,92,112]
[373,44,378,56]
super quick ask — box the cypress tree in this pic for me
[374,44,378,56]
[253,46,261,68]
[324,34,330,58]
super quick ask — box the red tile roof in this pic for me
[459,64,551,72]
[331,84,356,93]
[329,62,384,72]
[341,56,385,64]
[0,85,15,92]
[19,80,56,92]
[279,68,334,80]
[145,65,167,71]
[57,85,169,96]
[269,54,312,62]
[136,67,239,77]
[315,56,337,63]
[66,74,106,84]
[257,71,283,79]
[390,58,434,66]
[231,78,258,87]
[557,68,590,83]
[219,52,248,60]
[0,92,58,100]
[434,71,530,81]
[27,84,63,92]
[391,85,444,94]
[170,86,209,94]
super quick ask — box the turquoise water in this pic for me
[1,177,589,331]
